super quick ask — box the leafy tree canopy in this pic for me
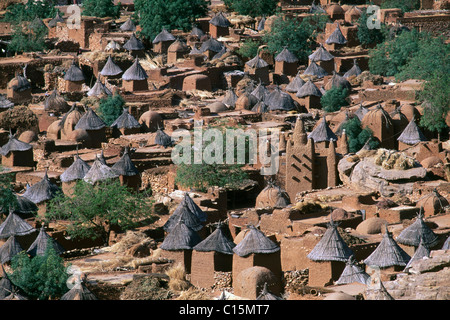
[135,0,209,41]
[356,10,387,48]
[81,0,120,18]
[380,0,420,13]
[97,93,126,126]
[3,0,59,23]
[228,0,279,18]
[237,39,261,58]
[0,173,18,215]
[46,179,155,245]
[320,87,350,113]
[342,117,379,153]
[7,23,48,53]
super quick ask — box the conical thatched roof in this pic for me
[326,22,347,45]
[366,278,395,300]
[257,17,266,32]
[160,219,202,251]
[27,226,65,257]
[296,79,322,98]
[285,74,305,93]
[233,225,280,257]
[307,217,353,262]
[354,103,368,121]
[120,17,136,32]
[83,157,119,184]
[442,236,449,250]
[275,47,298,63]
[209,12,231,27]
[0,272,14,299]
[152,28,175,44]
[48,12,65,28]
[404,239,430,271]
[22,171,61,204]
[343,59,362,78]
[200,38,224,53]
[307,116,338,143]
[397,118,427,145]
[100,56,123,77]
[61,280,98,300]
[0,95,14,109]
[8,73,31,92]
[266,87,297,111]
[256,283,283,300]
[122,58,148,81]
[335,255,370,285]
[255,181,290,209]
[251,99,269,113]
[60,154,91,183]
[310,1,326,13]
[221,88,238,108]
[111,148,139,176]
[74,107,106,131]
[123,33,145,51]
[193,222,236,254]
[245,55,269,69]
[325,71,352,90]
[191,25,204,37]
[44,89,70,114]
[396,211,439,248]
[0,210,35,239]
[0,133,32,156]
[309,44,334,62]
[251,81,268,101]
[110,108,141,129]
[0,235,23,264]
[11,194,38,215]
[163,193,207,233]
[87,78,112,97]
[364,225,411,268]
[303,61,328,79]
[105,40,122,52]
[64,62,85,82]
[155,128,173,148]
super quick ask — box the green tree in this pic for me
[0,172,18,215]
[320,87,349,112]
[135,0,209,41]
[237,39,261,59]
[380,0,420,13]
[3,0,59,23]
[7,23,47,53]
[262,14,329,63]
[229,0,278,18]
[8,241,69,300]
[97,93,126,126]
[418,72,449,140]
[356,10,387,48]
[81,0,120,18]
[46,179,154,246]
[342,117,379,153]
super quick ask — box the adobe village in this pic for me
[0,0,448,301]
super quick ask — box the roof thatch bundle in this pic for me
[307,116,338,143]
[0,235,23,264]
[123,33,145,51]
[48,12,65,28]
[60,154,91,183]
[87,78,112,97]
[266,87,297,111]
[60,279,98,300]
[26,226,65,257]
[251,81,268,101]
[364,225,411,268]
[275,47,298,63]
[255,182,290,209]
[10,194,38,216]
[307,217,353,262]
[64,62,85,82]
[221,88,238,108]
[233,225,280,257]
[8,73,31,92]
[325,22,347,45]
[120,18,136,32]
[309,44,334,62]
[404,239,430,271]
[154,128,173,148]
[251,99,269,113]
[343,59,362,78]
[257,17,266,32]
[285,74,305,93]
[209,12,231,27]
[44,89,70,114]
[325,71,352,90]
[396,211,439,248]
[0,133,32,156]
[163,193,207,233]
[160,219,202,251]
[397,118,427,145]
[100,56,123,77]
[22,171,61,204]
[193,222,236,254]
[83,156,119,184]
[152,28,175,44]
[354,103,368,121]
[245,55,269,69]
[335,255,370,285]
[0,210,35,239]
[110,108,141,130]
[122,58,148,81]
[74,107,106,131]
[200,38,224,53]
[256,283,283,300]
[111,148,139,176]
[191,25,204,38]
[296,79,322,98]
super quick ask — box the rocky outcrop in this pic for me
[338,150,427,196]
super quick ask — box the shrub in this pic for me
[81,0,120,18]
[342,117,379,153]
[320,87,349,112]
[97,93,125,126]
[237,39,261,59]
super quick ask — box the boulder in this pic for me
[356,217,388,234]
[233,266,282,300]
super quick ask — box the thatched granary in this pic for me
[265,87,298,112]
[307,116,338,143]
[324,71,352,91]
[60,153,91,196]
[63,61,85,92]
[255,182,290,209]
[7,73,32,104]
[361,104,395,150]
[111,147,141,191]
[1,194,38,218]
[83,155,119,185]
[343,59,362,79]
[404,239,430,271]
[308,44,335,74]
[325,22,347,49]
[27,226,65,257]
[0,133,34,167]
[296,79,322,110]
[221,88,238,108]
[120,17,136,32]
[74,107,106,148]
[274,47,298,76]
[123,33,145,57]
[415,189,449,217]
[44,89,70,115]
[335,255,370,285]
[245,55,270,84]
[397,117,427,150]
[200,37,225,60]
[0,235,23,264]
[48,11,65,28]
[163,193,207,234]
[100,56,123,78]
[209,11,231,38]
[191,222,236,288]
[250,81,268,101]
[153,128,173,148]
[110,108,141,136]
[285,74,305,93]
[396,211,439,248]
[152,28,175,54]
[0,209,35,240]
[251,99,269,113]
[364,225,411,270]
[122,58,149,92]
[304,61,329,79]
[22,171,61,216]
[87,78,112,97]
